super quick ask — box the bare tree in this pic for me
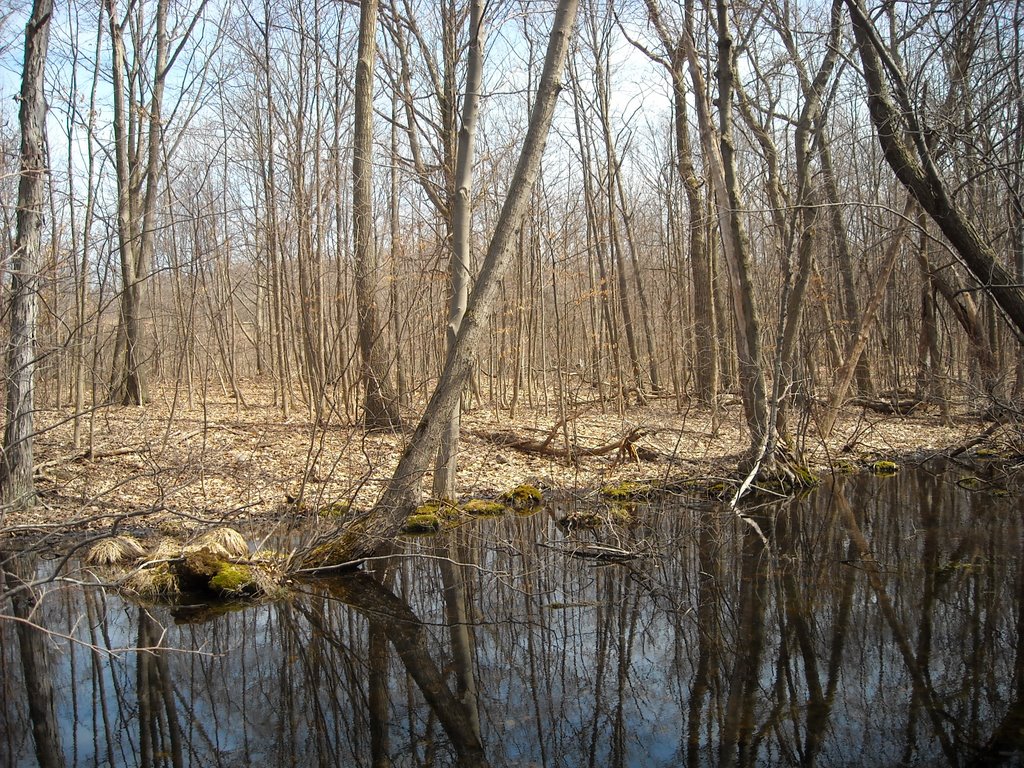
[845,0,1024,343]
[304,0,581,568]
[105,0,215,406]
[1,0,52,509]
[354,0,402,429]
[432,0,486,499]
[640,0,720,405]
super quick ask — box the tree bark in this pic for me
[642,0,719,405]
[1,0,52,509]
[353,0,402,430]
[682,0,769,457]
[433,0,486,500]
[303,0,580,569]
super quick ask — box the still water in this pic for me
[3,462,1023,767]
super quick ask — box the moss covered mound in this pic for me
[209,563,258,596]
[500,484,543,510]
[403,513,442,534]
[461,499,507,516]
[600,481,654,501]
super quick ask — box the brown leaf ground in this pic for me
[0,382,998,543]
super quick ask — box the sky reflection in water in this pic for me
[2,461,1023,767]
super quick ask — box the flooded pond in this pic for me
[3,461,1023,766]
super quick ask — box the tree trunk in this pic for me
[771,0,841,437]
[819,196,916,435]
[679,0,769,457]
[1,0,52,509]
[642,0,719,405]
[433,0,485,500]
[846,0,1024,342]
[353,0,401,430]
[818,129,876,396]
[303,0,580,569]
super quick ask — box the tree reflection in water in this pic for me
[2,461,1023,766]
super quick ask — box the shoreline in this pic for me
[1,384,1011,549]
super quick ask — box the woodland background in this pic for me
[0,0,1022,523]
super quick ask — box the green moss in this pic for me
[500,484,543,509]
[664,477,729,499]
[957,476,982,490]
[869,460,899,476]
[975,447,1002,459]
[789,464,819,488]
[461,499,507,516]
[600,480,653,501]
[209,563,257,596]
[317,501,352,518]
[414,500,445,516]
[402,513,441,534]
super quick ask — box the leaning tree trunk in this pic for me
[1,0,52,509]
[846,0,1024,342]
[819,196,916,436]
[303,0,580,569]
[353,0,402,430]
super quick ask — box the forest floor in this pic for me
[2,381,1016,546]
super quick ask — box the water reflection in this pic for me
[2,462,1023,767]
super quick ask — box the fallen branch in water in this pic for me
[540,540,656,562]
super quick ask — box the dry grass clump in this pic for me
[197,527,249,558]
[85,535,146,567]
[182,540,231,560]
[149,538,183,560]
[124,563,179,598]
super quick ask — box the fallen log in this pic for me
[847,396,926,416]
[473,425,659,464]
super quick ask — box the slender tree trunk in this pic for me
[71,19,104,448]
[771,0,841,437]
[353,0,401,429]
[642,0,718,404]
[678,0,768,457]
[433,0,485,500]
[303,0,580,568]
[2,0,52,508]
[818,129,875,396]
[820,196,916,435]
